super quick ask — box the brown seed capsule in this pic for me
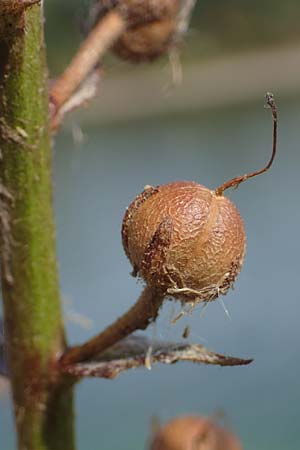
[116,0,181,26]
[92,0,184,62]
[122,93,278,304]
[150,416,243,450]
[61,96,277,367]
[122,181,246,303]
[113,19,179,62]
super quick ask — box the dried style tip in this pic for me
[150,416,243,450]
[92,0,185,62]
[215,93,278,196]
[122,181,246,303]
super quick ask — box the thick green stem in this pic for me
[0,4,75,450]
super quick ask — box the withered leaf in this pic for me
[61,335,252,380]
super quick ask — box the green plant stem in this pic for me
[0,4,75,450]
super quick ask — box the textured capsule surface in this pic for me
[122,181,246,302]
[117,0,180,25]
[113,0,181,61]
[150,416,243,450]
[113,20,178,62]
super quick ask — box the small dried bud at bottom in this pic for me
[150,416,243,450]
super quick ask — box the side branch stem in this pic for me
[49,10,126,119]
[61,285,165,365]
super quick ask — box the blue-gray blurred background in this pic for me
[1,1,300,449]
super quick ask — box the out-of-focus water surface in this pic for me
[1,99,300,450]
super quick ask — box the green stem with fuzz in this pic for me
[61,285,165,365]
[0,4,75,450]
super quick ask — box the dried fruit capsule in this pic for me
[60,95,277,365]
[150,416,243,450]
[113,0,181,62]
[91,0,189,62]
[122,181,246,302]
[122,94,278,304]
[113,19,178,62]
